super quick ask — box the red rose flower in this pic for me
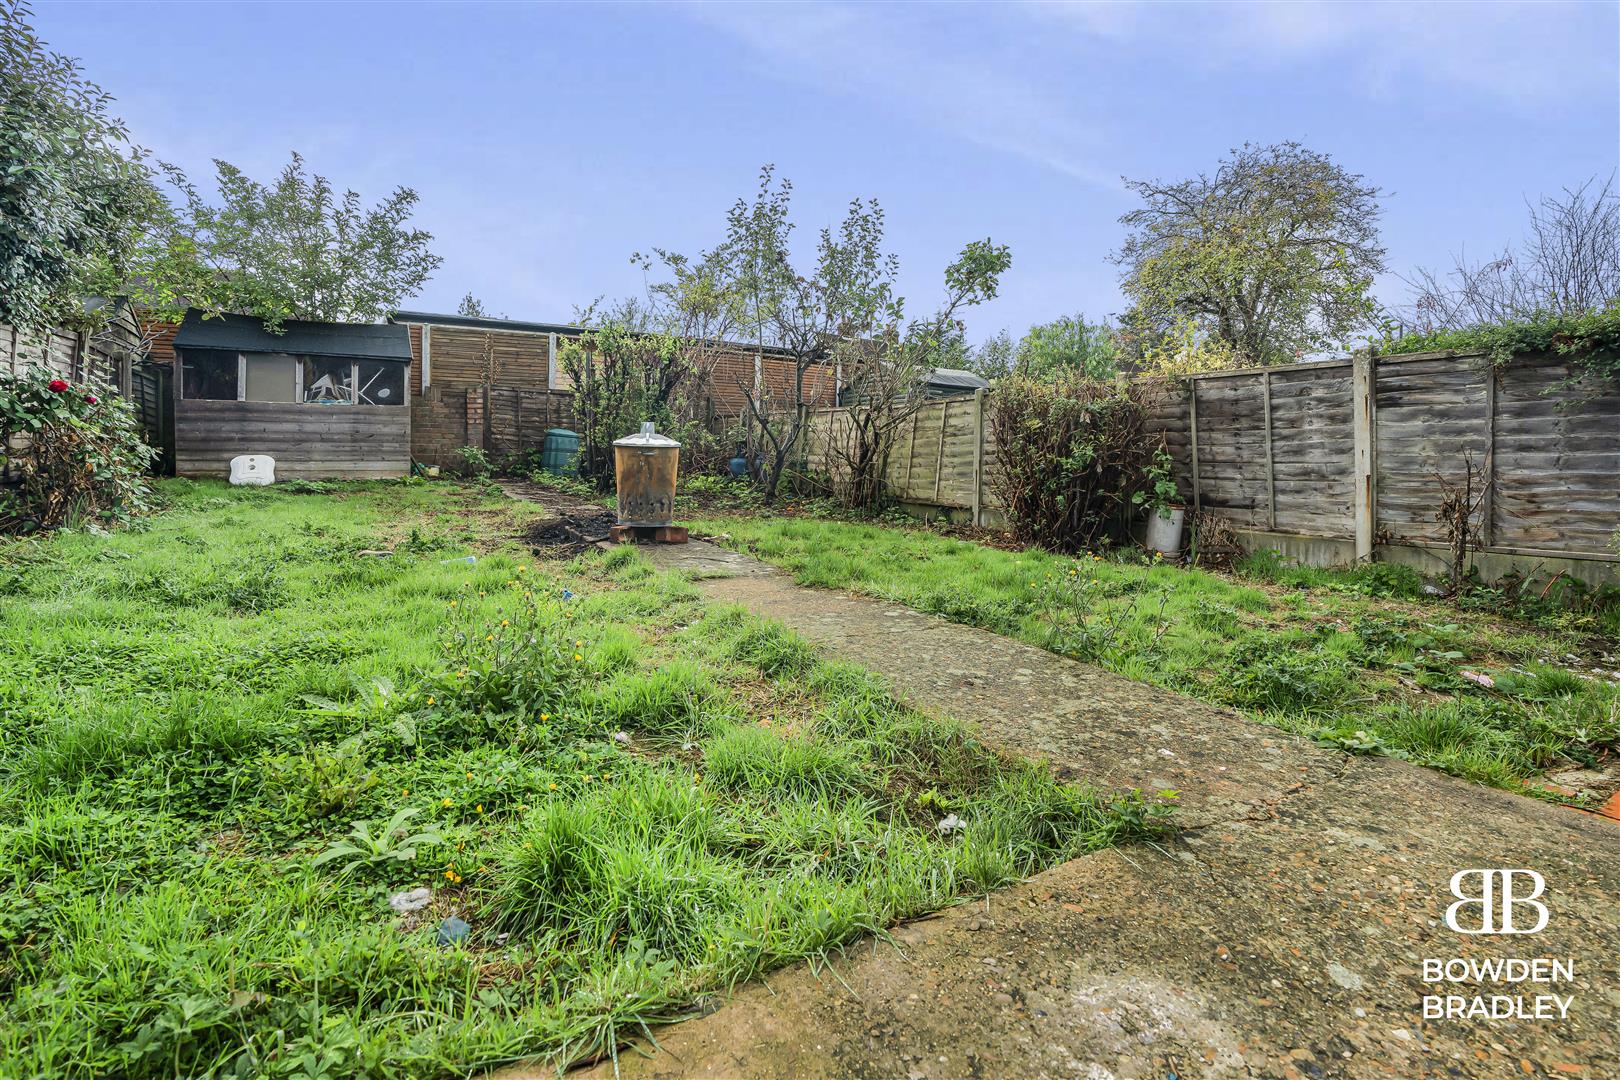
[48,379,69,392]
[84,394,99,405]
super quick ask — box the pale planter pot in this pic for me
[1146,505,1186,554]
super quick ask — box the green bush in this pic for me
[0,369,154,532]
[988,374,1174,552]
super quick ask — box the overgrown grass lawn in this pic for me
[0,481,1162,1078]
[692,513,1620,796]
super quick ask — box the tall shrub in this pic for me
[0,369,154,532]
[990,375,1172,552]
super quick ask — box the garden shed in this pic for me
[170,310,412,479]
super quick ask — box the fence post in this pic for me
[1481,369,1496,548]
[1351,349,1375,563]
[1188,379,1202,517]
[932,400,948,503]
[1262,370,1275,530]
[971,387,986,527]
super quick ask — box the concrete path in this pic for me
[556,539,1620,1079]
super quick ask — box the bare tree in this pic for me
[1403,175,1620,333]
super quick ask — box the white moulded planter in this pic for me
[229,454,276,486]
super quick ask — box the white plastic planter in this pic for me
[1146,505,1186,554]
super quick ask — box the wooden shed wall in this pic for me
[174,399,410,479]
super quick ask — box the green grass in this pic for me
[0,480,1165,1078]
[690,512,1620,796]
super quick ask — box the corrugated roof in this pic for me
[174,310,412,361]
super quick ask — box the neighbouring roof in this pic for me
[174,310,412,361]
[926,367,990,391]
[390,309,803,359]
[392,310,587,336]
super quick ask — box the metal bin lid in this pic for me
[613,422,682,448]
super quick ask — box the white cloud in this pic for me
[1030,0,1615,106]
[682,2,1121,188]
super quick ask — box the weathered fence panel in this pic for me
[800,350,1615,583]
[802,391,998,520]
[484,387,577,460]
[1143,349,1619,583]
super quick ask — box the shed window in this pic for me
[303,358,355,404]
[243,353,298,402]
[181,353,238,400]
[356,360,405,406]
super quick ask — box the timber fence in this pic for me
[797,350,1619,582]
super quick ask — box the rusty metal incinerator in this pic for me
[610,422,687,543]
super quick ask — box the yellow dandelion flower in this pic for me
[573,653,582,662]
[485,634,494,642]
[574,640,583,648]
[426,696,434,705]
[548,783,558,791]
[501,619,509,626]
[449,600,457,608]
[441,798,453,807]
[540,713,550,721]
[476,804,484,814]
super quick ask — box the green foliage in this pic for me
[0,368,155,533]
[1116,141,1385,366]
[989,374,1169,551]
[558,321,687,491]
[453,444,492,479]
[1378,303,1620,381]
[312,805,443,877]
[147,152,443,330]
[0,1,160,331]
[1014,314,1120,380]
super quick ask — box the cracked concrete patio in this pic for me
[525,536,1620,1079]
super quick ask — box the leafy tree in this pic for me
[557,320,687,491]
[1016,314,1119,379]
[1115,141,1385,367]
[152,153,443,329]
[966,330,1016,380]
[0,0,159,331]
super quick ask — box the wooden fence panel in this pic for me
[802,352,1614,568]
[1266,364,1355,536]
[485,388,577,460]
[1190,374,1270,527]
[1492,356,1620,554]
[1374,356,1490,544]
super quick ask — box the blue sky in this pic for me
[34,0,1620,343]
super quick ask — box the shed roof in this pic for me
[174,310,412,361]
[926,367,990,391]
